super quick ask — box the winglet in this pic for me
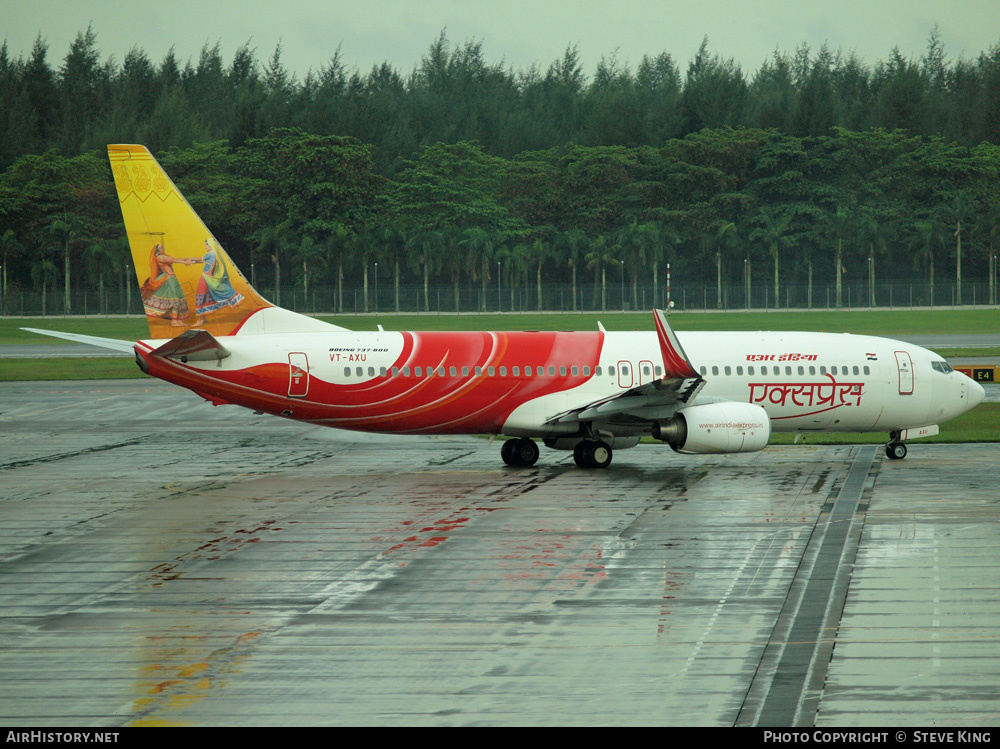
[653,309,698,379]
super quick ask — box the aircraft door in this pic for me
[639,359,655,386]
[894,351,913,395]
[288,352,310,397]
[617,360,633,389]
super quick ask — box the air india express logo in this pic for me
[749,374,863,417]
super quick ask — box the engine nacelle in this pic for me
[543,435,641,451]
[652,402,770,454]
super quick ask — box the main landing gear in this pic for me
[573,439,613,469]
[885,431,908,460]
[501,437,539,467]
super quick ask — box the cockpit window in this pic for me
[931,361,954,374]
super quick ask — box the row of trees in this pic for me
[3,126,999,315]
[2,28,1000,174]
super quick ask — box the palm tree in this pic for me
[378,223,407,313]
[911,219,944,307]
[1,230,24,315]
[937,191,975,305]
[48,218,76,314]
[751,208,795,308]
[496,241,532,311]
[553,229,590,311]
[31,258,59,316]
[636,221,678,309]
[256,221,298,307]
[460,227,495,311]
[584,235,617,312]
[83,239,119,314]
[405,230,444,312]
[348,226,379,313]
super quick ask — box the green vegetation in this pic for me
[0,357,140,382]
[2,30,1000,319]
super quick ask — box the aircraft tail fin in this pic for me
[108,144,274,339]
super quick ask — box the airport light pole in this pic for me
[497,261,501,312]
[374,262,378,313]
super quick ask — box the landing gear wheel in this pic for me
[501,438,519,466]
[886,442,907,460]
[590,440,613,469]
[573,440,613,468]
[513,437,539,467]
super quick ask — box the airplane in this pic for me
[25,145,986,468]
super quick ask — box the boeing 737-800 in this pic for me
[26,145,986,468]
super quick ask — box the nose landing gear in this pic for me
[885,430,908,460]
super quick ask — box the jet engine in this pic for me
[652,402,770,454]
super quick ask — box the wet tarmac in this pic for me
[0,379,998,727]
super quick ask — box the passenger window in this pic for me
[356,367,363,377]
[392,366,399,376]
[449,366,457,377]
[488,366,495,376]
[512,366,520,376]
[853,366,860,375]
[809,366,816,375]
[724,366,731,376]
[700,366,707,376]
[525,366,532,376]
[622,366,629,376]
[583,366,590,376]
[415,366,422,376]
[820,366,826,375]
[712,366,719,376]
[863,366,870,375]
[797,366,804,375]
[548,366,555,376]
[462,366,469,377]
[736,366,743,375]
[559,366,567,376]
[596,366,603,376]
[368,367,375,376]
[475,366,482,376]
[500,366,507,376]
[654,366,662,376]
[609,366,615,376]
[571,366,579,376]
[748,366,754,375]
[403,366,411,376]
[344,367,351,377]
[642,366,650,376]
[761,366,767,375]
[438,366,445,376]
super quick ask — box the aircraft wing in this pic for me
[546,309,705,425]
[21,328,136,354]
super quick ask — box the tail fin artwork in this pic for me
[108,145,272,339]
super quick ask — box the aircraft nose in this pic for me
[968,378,986,409]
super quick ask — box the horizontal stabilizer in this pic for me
[151,329,230,362]
[21,328,135,354]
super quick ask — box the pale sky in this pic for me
[2,0,998,80]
